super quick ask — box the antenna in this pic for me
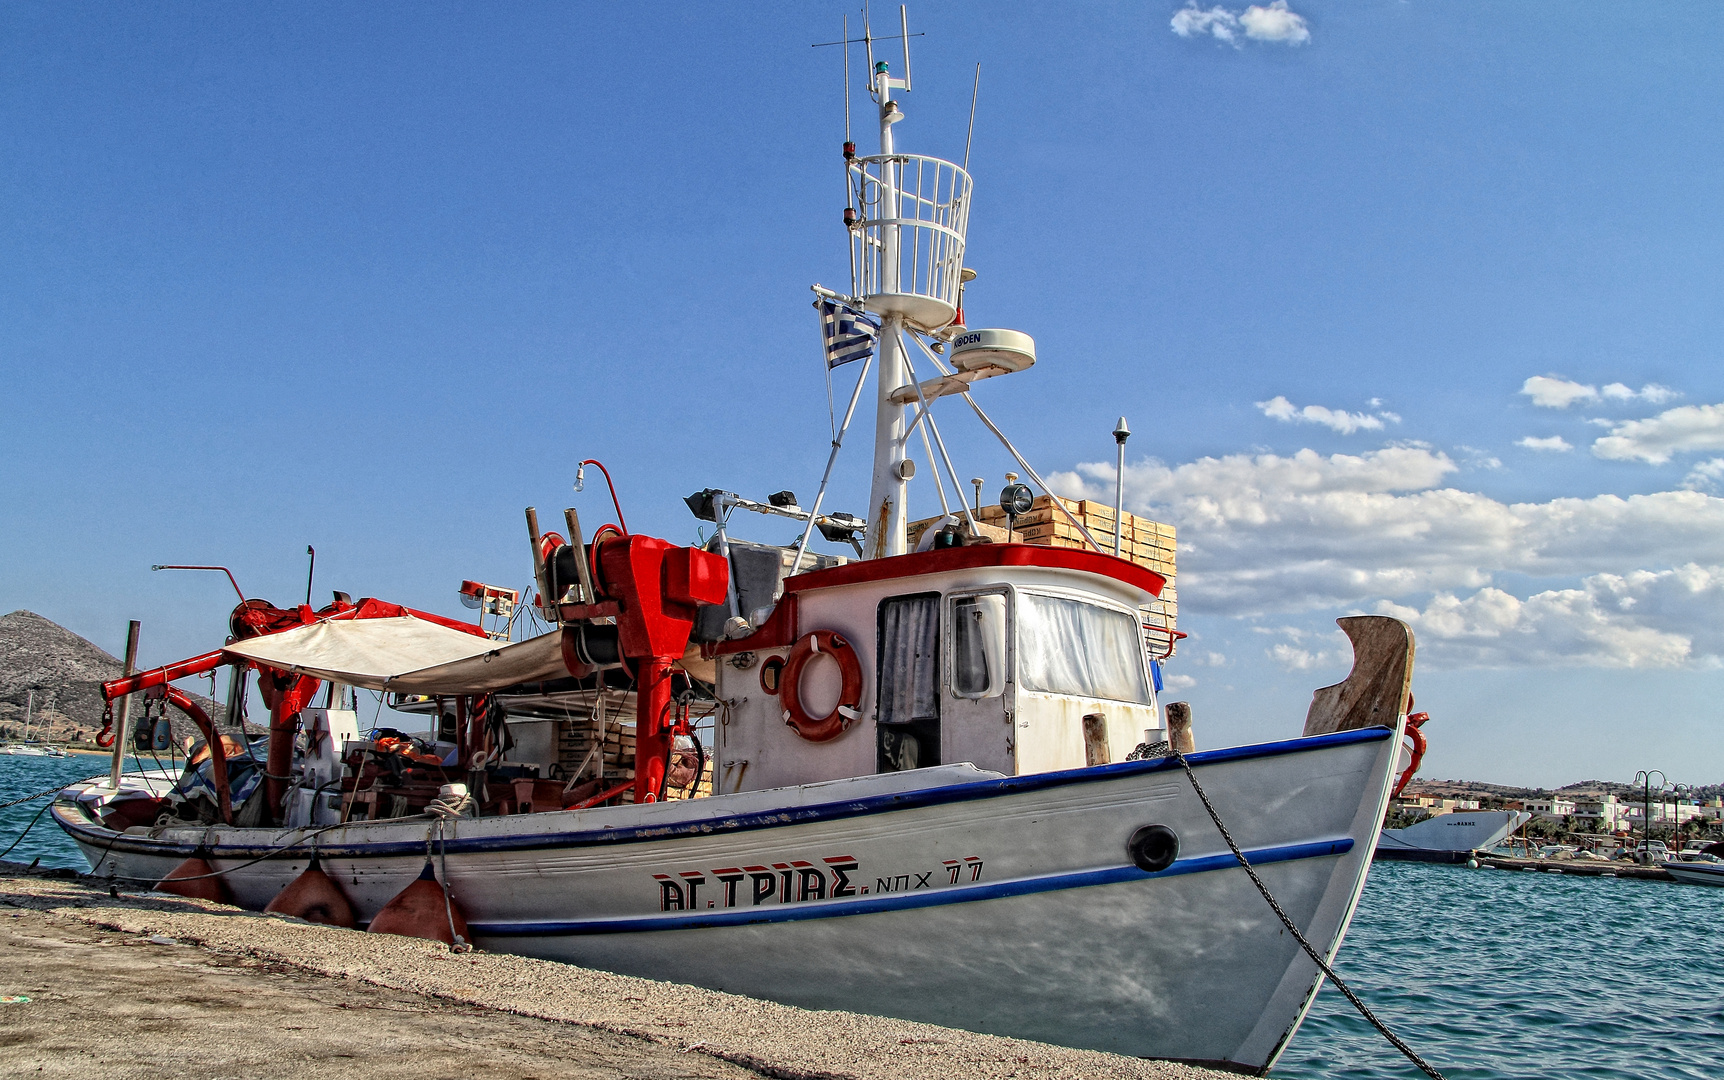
[843,14,851,143]
[899,6,912,92]
[863,0,875,95]
[963,64,980,172]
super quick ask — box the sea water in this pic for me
[1,751,174,868]
[6,755,1721,1078]
[1276,859,1724,1079]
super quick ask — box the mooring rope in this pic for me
[1132,741,1447,1080]
[1,774,107,810]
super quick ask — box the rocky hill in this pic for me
[0,610,228,745]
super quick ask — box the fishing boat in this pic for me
[49,20,1427,1073]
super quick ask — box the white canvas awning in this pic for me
[223,617,571,694]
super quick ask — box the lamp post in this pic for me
[1634,770,1667,864]
[1112,417,1130,557]
[1672,783,1694,852]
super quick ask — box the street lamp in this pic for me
[1634,770,1668,864]
[1672,783,1694,851]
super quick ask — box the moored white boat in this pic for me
[1665,859,1724,887]
[1376,810,1532,864]
[49,16,1428,1073]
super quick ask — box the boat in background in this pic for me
[1665,858,1724,887]
[2,691,68,756]
[1375,810,1531,863]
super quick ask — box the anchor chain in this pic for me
[1131,740,1447,1080]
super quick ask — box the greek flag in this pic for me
[818,299,880,369]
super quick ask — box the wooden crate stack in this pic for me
[605,720,638,801]
[909,495,1178,652]
[555,715,607,776]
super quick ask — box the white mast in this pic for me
[842,8,972,560]
[864,57,911,559]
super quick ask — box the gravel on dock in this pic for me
[0,863,1235,1080]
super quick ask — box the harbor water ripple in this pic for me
[2,752,159,868]
[7,755,1721,1077]
[1277,860,1724,1080]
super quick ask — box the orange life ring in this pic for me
[781,630,864,742]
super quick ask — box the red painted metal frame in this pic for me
[99,596,487,827]
[710,544,1164,659]
[592,534,728,804]
[780,543,1167,599]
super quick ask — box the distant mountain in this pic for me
[0,610,229,745]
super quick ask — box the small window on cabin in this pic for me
[949,593,1006,699]
[951,598,990,696]
[1016,593,1151,704]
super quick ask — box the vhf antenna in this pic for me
[963,63,980,172]
[899,5,912,92]
[864,1,875,99]
[843,14,851,144]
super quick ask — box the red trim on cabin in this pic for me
[707,593,799,657]
[783,543,1166,599]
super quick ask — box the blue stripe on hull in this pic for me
[469,837,1355,937]
[55,726,1392,862]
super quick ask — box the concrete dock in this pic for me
[1477,856,1675,880]
[0,863,1234,1080]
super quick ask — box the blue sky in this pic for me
[5,3,1722,786]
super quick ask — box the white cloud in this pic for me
[1685,458,1724,492]
[1171,4,1237,42]
[1602,382,1678,404]
[1164,673,1199,690]
[1050,446,1724,622]
[1257,395,1388,435]
[1240,1,1311,44]
[1522,375,1680,410]
[1171,2,1309,45]
[1378,565,1724,669]
[1592,403,1724,465]
[1516,435,1572,452]
[1521,375,1598,409]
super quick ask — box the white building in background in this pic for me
[1399,796,1481,813]
[1524,797,1577,821]
[1617,800,1702,828]
[1572,795,1627,832]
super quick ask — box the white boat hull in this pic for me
[1666,862,1724,887]
[54,725,1400,1072]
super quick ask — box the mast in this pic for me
[842,8,972,560]
[864,58,911,559]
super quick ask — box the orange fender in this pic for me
[367,862,468,946]
[263,853,357,928]
[155,853,233,905]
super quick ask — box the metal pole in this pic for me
[1112,417,1131,557]
[791,350,875,575]
[863,60,910,560]
[109,621,140,789]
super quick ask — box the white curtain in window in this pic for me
[1017,593,1150,703]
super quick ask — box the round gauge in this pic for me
[999,483,1034,516]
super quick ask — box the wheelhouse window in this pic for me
[949,593,1007,699]
[1016,592,1151,704]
